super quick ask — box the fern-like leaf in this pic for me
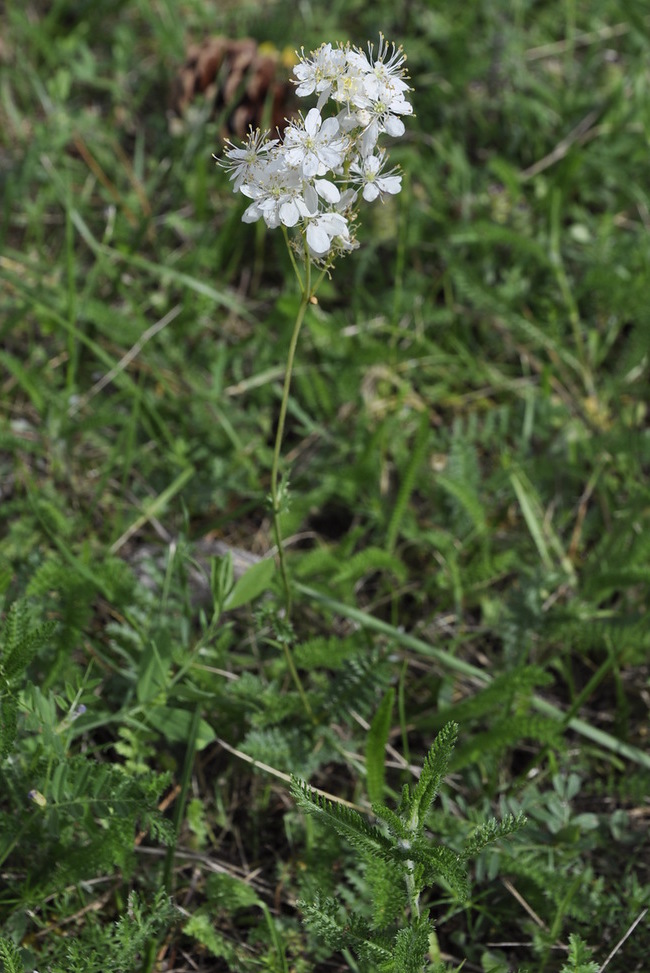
[291,777,393,860]
[405,837,469,900]
[408,722,458,829]
[0,600,55,758]
[461,811,527,860]
[0,937,23,973]
[316,648,390,722]
[297,894,350,951]
[373,801,411,842]
[298,893,393,962]
[0,600,54,681]
[293,634,363,670]
[382,917,434,973]
[331,546,407,587]
[560,933,599,973]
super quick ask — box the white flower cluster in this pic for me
[219,35,412,262]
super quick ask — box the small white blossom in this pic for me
[349,34,411,102]
[294,42,347,109]
[283,108,348,178]
[350,150,402,202]
[219,129,278,191]
[331,63,371,112]
[241,161,310,228]
[365,89,413,139]
[306,211,349,255]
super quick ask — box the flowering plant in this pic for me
[219,35,413,263]
[216,35,412,619]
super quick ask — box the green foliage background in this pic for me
[1,0,649,970]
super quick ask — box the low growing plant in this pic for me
[291,722,526,973]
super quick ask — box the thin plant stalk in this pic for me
[269,241,312,616]
[269,237,316,722]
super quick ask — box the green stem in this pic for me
[404,863,421,921]
[281,638,314,720]
[268,242,316,722]
[162,703,201,894]
[282,226,305,291]
[270,248,312,616]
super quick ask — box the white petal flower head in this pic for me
[241,161,309,229]
[366,86,413,138]
[294,42,347,110]
[332,60,372,112]
[350,150,402,202]
[219,129,279,192]
[306,211,350,256]
[352,34,412,103]
[219,33,412,265]
[283,108,348,178]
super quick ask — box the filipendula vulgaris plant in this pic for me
[217,35,413,617]
[216,35,413,720]
[292,722,526,973]
[217,44,526,971]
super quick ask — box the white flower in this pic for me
[365,88,413,138]
[283,108,348,177]
[294,42,347,109]
[218,129,278,191]
[241,161,310,228]
[350,34,411,102]
[349,150,402,202]
[305,211,349,255]
[331,62,372,112]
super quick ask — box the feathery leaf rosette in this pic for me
[293,725,528,973]
[217,33,412,263]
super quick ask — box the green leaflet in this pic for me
[223,556,275,610]
[366,688,395,805]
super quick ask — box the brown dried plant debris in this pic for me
[170,36,296,139]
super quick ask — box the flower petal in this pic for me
[242,202,262,223]
[279,199,300,226]
[304,107,322,135]
[383,115,405,137]
[378,175,402,195]
[314,179,341,203]
[306,223,331,254]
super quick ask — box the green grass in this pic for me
[1,1,650,971]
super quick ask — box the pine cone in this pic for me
[170,36,296,139]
